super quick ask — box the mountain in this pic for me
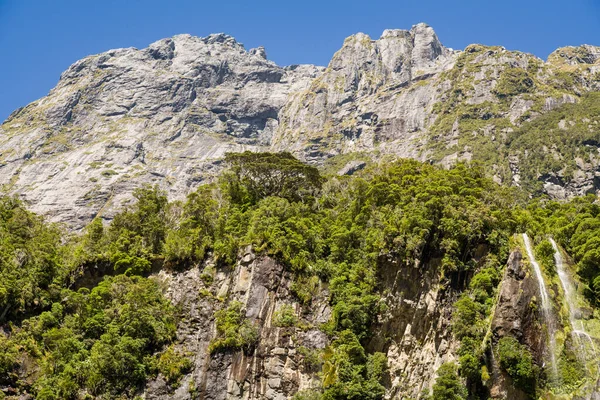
[1,23,600,400]
[2,23,600,228]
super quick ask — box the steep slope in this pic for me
[272,23,458,161]
[0,34,322,228]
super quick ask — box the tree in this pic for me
[223,152,323,205]
[432,363,467,400]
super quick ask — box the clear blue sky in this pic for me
[1,0,599,122]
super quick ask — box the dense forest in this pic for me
[1,153,599,399]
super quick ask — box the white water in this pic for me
[550,238,597,360]
[522,233,557,376]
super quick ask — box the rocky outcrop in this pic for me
[373,255,461,399]
[147,248,329,399]
[146,248,470,399]
[272,23,457,162]
[488,250,544,400]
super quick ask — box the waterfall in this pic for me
[550,238,597,360]
[522,233,557,376]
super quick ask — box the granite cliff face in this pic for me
[147,249,331,400]
[0,33,322,227]
[2,24,600,228]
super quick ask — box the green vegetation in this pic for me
[321,331,387,400]
[223,151,323,206]
[0,153,524,399]
[272,304,298,328]
[497,337,536,393]
[508,92,600,194]
[493,67,536,98]
[531,194,600,304]
[431,362,468,400]
[1,275,177,399]
[0,196,66,322]
[156,345,193,386]
[101,169,118,177]
[3,150,600,399]
[209,301,258,353]
[452,259,503,396]
[427,44,600,196]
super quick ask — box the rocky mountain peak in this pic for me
[548,44,600,66]
[249,46,267,59]
[2,24,600,229]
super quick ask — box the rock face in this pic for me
[147,248,330,400]
[0,34,322,228]
[145,250,471,400]
[489,250,539,400]
[1,24,600,229]
[272,23,457,161]
[372,255,461,399]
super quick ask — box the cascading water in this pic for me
[522,233,557,376]
[550,238,597,361]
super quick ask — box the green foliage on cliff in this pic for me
[1,275,177,399]
[508,92,600,194]
[0,152,542,399]
[209,301,258,353]
[427,45,600,196]
[452,258,503,395]
[431,362,468,400]
[321,331,387,400]
[0,196,66,322]
[536,194,600,303]
[497,337,536,393]
[493,68,536,98]
[156,345,193,386]
[272,304,298,328]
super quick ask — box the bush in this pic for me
[209,301,258,353]
[452,294,481,339]
[496,337,536,392]
[297,346,323,373]
[535,239,556,275]
[432,362,467,400]
[493,68,535,98]
[156,345,192,386]
[272,304,298,328]
[291,275,320,305]
[321,330,387,400]
[292,389,323,400]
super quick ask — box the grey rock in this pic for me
[0,33,322,229]
[337,160,366,176]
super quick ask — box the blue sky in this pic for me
[1,0,599,122]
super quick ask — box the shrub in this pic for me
[496,337,536,392]
[297,346,322,373]
[292,389,323,400]
[494,68,535,98]
[452,294,481,339]
[291,275,320,305]
[156,345,192,386]
[535,239,556,275]
[431,362,467,400]
[209,301,258,353]
[272,304,298,328]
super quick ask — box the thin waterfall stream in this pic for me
[549,238,597,361]
[522,233,557,376]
